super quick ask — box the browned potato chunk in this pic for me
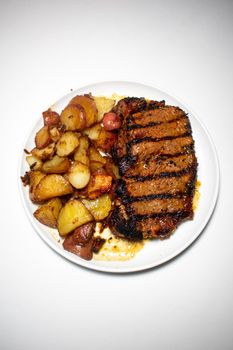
[93,96,116,122]
[33,197,63,228]
[69,94,97,127]
[63,234,93,260]
[83,123,102,140]
[35,126,52,149]
[49,127,61,142]
[26,155,42,170]
[73,136,89,165]
[31,143,55,161]
[56,131,80,157]
[89,161,104,173]
[89,146,107,164]
[94,129,117,153]
[34,174,73,201]
[68,161,90,189]
[82,194,112,221]
[29,171,46,202]
[42,155,70,174]
[60,104,86,131]
[87,173,112,199]
[43,109,60,126]
[57,199,93,235]
[104,158,121,179]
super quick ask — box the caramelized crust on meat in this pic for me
[109,97,198,240]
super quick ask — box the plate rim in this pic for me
[18,80,220,273]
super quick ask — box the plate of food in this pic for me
[19,81,219,273]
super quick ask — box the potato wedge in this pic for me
[93,96,116,122]
[60,104,86,131]
[68,161,90,189]
[42,155,70,174]
[87,173,112,199]
[31,143,55,161]
[43,109,60,126]
[56,131,80,157]
[26,155,42,170]
[57,199,93,235]
[35,126,52,149]
[89,146,106,164]
[34,174,73,201]
[69,94,97,127]
[94,129,117,153]
[83,123,102,141]
[73,136,89,165]
[33,197,63,228]
[82,194,112,221]
[29,171,46,202]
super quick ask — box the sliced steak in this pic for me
[109,97,198,240]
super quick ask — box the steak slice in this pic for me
[109,97,198,240]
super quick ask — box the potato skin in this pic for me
[60,104,86,131]
[43,109,60,126]
[35,126,52,149]
[69,94,97,127]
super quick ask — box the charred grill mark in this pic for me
[133,210,193,221]
[124,165,196,181]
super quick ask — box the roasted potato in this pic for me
[82,194,112,221]
[42,155,70,174]
[63,234,93,260]
[31,143,55,161]
[94,129,117,153]
[34,174,73,202]
[35,126,52,149]
[83,123,102,140]
[69,94,97,127]
[89,146,107,164]
[43,109,60,126]
[73,136,89,165]
[60,104,86,131]
[49,127,62,142]
[68,161,90,189]
[33,197,63,228]
[29,171,46,202]
[89,161,104,173]
[26,155,42,171]
[87,172,112,199]
[57,199,93,235]
[93,96,116,122]
[56,131,80,157]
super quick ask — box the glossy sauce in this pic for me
[93,227,144,261]
[193,180,201,211]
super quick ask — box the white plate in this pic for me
[19,81,219,273]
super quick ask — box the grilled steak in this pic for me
[109,97,197,240]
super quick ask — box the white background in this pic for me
[0,0,232,349]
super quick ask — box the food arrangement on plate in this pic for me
[21,92,198,262]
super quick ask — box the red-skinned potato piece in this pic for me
[43,109,60,126]
[60,104,86,131]
[103,112,121,130]
[68,94,97,127]
[35,126,52,149]
[63,223,95,260]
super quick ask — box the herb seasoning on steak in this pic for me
[109,97,198,240]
